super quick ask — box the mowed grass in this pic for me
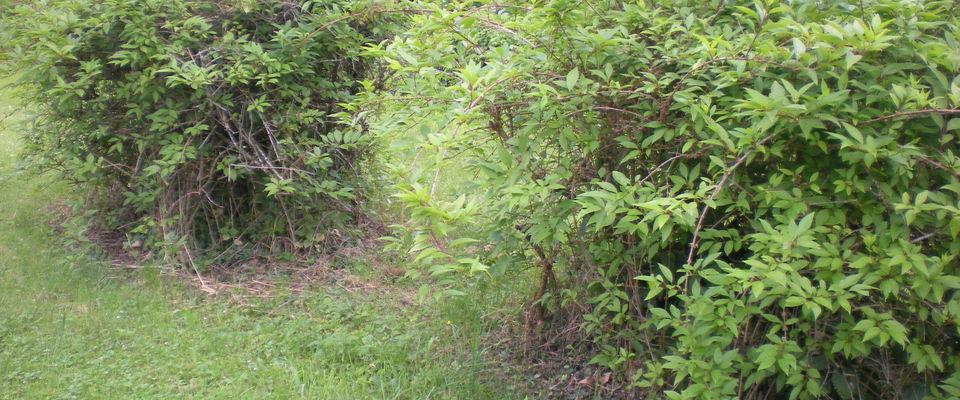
[0,79,515,399]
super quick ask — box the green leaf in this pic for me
[842,122,863,144]
[565,68,580,90]
[947,118,960,132]
[862,327,881,343]
[611,171,630,186]
[448,238,480,248]
[784,296,805,307]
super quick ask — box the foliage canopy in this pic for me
[6,0,399,259]
[7,0,960,397]
[371,0,960,398]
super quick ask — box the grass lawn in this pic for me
[0,77,516,399]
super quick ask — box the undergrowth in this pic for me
[0,75,522,399]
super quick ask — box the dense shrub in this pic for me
[5,0,399,259]
[372,0,960,398]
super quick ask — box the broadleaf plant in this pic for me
[6,0,403,260]
[367,0,960,398]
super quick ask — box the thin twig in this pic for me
[297,7,433,48]
[0,104,28,125]
[910,232,936,244]
[638,150,708,186]
[429,74,520,197]
[474,17,537,48]
[859,109,960,125]
[687,133,775,266]
[662,56,799,121]
[913,154,960,179]
[229,163,316,176]
[182,244,217,295]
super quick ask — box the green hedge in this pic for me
[6,0,399,258]
[374,0,960,398]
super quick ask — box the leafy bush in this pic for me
[370,0,960,398]
[5,0,399,259]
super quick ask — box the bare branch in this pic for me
[687,133,775,266]
[859,109,960,125]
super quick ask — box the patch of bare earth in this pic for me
[74,220,417,310]
[481,310,631,399]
